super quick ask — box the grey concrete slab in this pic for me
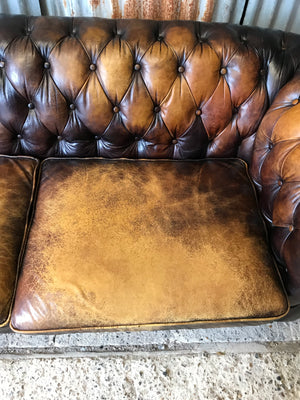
[0,351,299,400]
[0,319,299,356]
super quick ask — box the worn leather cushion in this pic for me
[0,155,38,327]
[11,158,288,332]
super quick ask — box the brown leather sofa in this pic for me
[0,15,299,333]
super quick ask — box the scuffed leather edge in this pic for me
[0,155,39,328]
[9,157,289,334]
[10,314,291,335]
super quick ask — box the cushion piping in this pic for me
[9,156,289,333]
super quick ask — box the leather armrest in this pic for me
[251,72,300,305]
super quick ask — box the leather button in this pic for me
[0,61,5,68]
[89,64,96,71]
[28,103,34,109]
[135,136,140,141]
[269,142,273,150]
[260,69,266,76]
[288,225,294,232]
[195,109,202,116]
[220,67,227,75]
[292,99,299,106]
[172,139,178,144]
[94,135,99,140]
[154,106,160,113]
[17,134,22,139]
[57,135,62,140]
[278,180,283,186]
[178,66,185,73]
[134,63,141,71]
[69,104,75,110]
[113,106,119,113]
[157,35,164,41]
[44,62,50,69]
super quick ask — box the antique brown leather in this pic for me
[0,16,299,163]
[11,159,288,332]
[0,15,298,324]
[251,72,300,305]
[0,155,38,326]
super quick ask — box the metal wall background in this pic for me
[243,0,300,34]
[0,0,40,15]
[0,0,299,33]
[38,0,246,22]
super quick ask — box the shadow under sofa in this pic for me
[0,15,299,333]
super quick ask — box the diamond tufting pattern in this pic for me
[251,71,300,303]
[0,15,300,303]
[0,15,299,161]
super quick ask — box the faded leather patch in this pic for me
[11,159,288,332]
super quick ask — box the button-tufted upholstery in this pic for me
[0,15,299,162]
[251,72,300,305]
[0,15,299,325]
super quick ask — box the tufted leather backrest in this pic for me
[251,71,300,301]
[0,15,299,160]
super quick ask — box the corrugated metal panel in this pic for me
[40,0,106,18]
[0,0,41,15]
[289,1,300,34]
[210,0,245,23]
[243,0,300,34]
[39,0,245,22]
[40,0,201,20]
[2,0,300,34]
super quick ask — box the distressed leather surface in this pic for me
[11,159,288,332]
[251,72,300,304]
[0,15,299,312]
[0,155,38,326]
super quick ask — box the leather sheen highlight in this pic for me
[0,15,298,326]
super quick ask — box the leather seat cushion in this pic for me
[0,155,38,327]
[11,158,288,332]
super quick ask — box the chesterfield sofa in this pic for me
[0,14,299,334]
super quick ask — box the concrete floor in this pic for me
[1,351,299,400]
[0,319,299,399]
